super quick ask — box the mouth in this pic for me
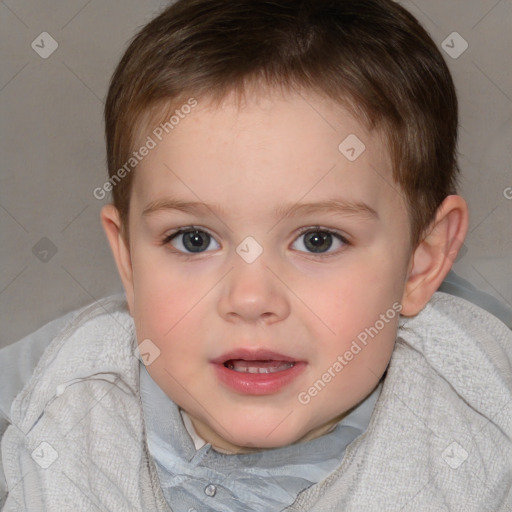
[211,349,306,395]
[223,359,296,374]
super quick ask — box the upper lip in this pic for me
[211,349,301,364]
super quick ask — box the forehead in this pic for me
[130,89,404,222]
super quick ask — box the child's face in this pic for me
[124,89,413,452]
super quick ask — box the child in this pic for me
[2,0,512,510]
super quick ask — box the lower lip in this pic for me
[212,361,307,395]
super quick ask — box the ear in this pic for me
[100,204,134,315]
[401,195,469,316]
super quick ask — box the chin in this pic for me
[219,417,309,451]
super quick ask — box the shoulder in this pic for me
[400,291,512,360]
[0,298,150,512]
[1,295,134,429]
[395,291,512,432]
[0,309,79,424]
[438,270,512,329]
[0,295,134,508]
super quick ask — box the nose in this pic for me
[217,257,291,325]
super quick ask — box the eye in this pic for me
[291,228,348,254]
[164,228,220,254]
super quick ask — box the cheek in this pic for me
[130,250,198,339]
[320,315,397,399]
[304,261,401,366]
[311,265,398,324]
[129,258,218,382]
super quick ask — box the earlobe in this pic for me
[401,195,469,316]
[100,204,135,314]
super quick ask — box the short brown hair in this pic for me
[105,0,459,246]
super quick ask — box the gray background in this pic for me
[1,0,511,349]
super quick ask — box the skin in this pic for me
[102,88,468,453]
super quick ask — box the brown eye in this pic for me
[292,229,347,254]
[305,231,333,252]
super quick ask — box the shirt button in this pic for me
[204,484,217,497]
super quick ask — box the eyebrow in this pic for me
[274,199,378,221]
[142,197,378,220]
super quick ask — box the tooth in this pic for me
[228,361,295,373]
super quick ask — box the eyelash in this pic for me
[293,227,350,259]
[162,225,351,259]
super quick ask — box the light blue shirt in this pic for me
[139,361,381,512]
